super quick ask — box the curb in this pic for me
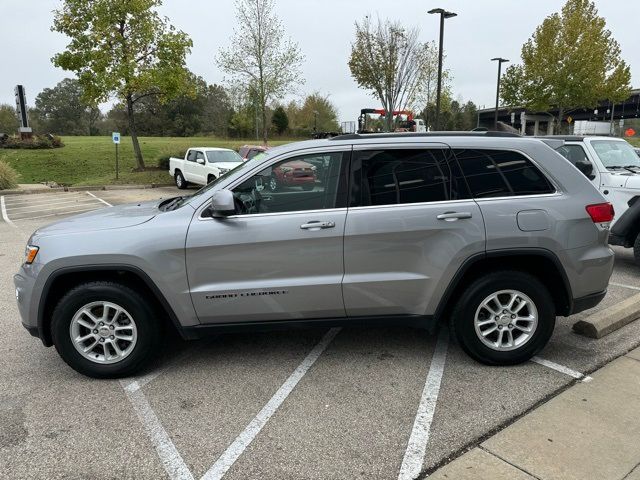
[0,184,175,196]
[573,292,640,338]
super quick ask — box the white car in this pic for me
[555,135,640,262]
[169,147,243,188]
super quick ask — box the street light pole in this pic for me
[491,57,509,130]
[428,8,457,131]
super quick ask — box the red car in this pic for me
[238,145,268,161]
[268,159,317,192]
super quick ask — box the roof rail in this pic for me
[329,131,522,141]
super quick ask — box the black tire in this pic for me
[634,233,640,266]
[175,170,188,189]
[207,174,216,184]
[51,281,161,378]
[452,270,555,366]
[301,182,315,191]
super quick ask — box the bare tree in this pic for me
[217,0,304,145]
[349,16,439,131]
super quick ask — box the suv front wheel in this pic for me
[452,271,555,365]
[51,282,160,378]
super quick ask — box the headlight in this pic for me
[25,245,39,264]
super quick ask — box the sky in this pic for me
[1,0,639,126]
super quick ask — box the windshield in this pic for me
[206,150,243,163]
[592,140,640,169]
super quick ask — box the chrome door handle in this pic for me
[437,212,472,221]
[300,221,335,230]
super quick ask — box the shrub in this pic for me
[1,134,64,149]
[158,151,185,170]
[0,160,19,190]
[157,156,171,170]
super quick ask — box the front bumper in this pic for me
[14,266,42,343]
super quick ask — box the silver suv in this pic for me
[14,133,615,378]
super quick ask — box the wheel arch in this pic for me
[38,265,189,347]
[435,249,573,323]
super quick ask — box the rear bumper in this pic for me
[571,289,607,315]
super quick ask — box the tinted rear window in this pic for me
[454,149,554,198]
[354,148,471,206]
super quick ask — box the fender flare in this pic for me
[37,264,189,346]
[434,248,574,319]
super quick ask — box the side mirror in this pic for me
[196,157,205,165]
[575,160,595,180]
[210,190,235,218]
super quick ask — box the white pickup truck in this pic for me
[554,135,640,263]
[169,147,244,189]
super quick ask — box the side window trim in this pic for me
[216,148,352,218]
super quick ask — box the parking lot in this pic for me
[1,187,640,480]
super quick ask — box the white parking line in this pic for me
[531,356,592,382]
[14,206,100,220]
[2,194,89,207]
[398,328,449,480]
[120,379,194,480]
[0,196,17,228]
[201,328,341,480]
[6,199,100,213]
[123,349,196,393]
[86,190,113,207]
[610,282,640,292]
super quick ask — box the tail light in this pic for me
[585,203,614,223]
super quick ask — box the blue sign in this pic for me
[112,132,121,144]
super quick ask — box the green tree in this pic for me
[286,93,340,136]
[0,104,19,134]
[271,106,289,135]
[349,16,439,131]
[501,0,631,133]
[217,0,304,145]
[33,78,102,135]
[52,0,193,169]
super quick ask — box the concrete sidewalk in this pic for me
[429,346,640,480]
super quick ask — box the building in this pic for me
[477,88,640,135]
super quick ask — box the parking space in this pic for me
[1,187,640,479]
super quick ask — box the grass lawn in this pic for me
[0,136,295,186]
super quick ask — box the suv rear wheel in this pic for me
[452,271,555,365]
[51,282,160,378]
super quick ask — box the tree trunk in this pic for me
[261,100,268,145]
[126,94,145,170]
[556,106,564,135]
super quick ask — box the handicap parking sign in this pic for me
[112,132,121,144]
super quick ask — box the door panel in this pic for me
[186,211,347,323]
[186,148,350,324]
[343,201,485,316]
[343,145,486,317]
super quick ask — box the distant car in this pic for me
[268,159,316,191]
[169,147,243,188]
[239,145,268,161]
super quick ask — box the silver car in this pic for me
[14,133,614,377]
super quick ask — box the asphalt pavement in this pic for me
[1,187,639,479]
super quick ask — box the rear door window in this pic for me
[454,149,555,198]
[351,148,470,207]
